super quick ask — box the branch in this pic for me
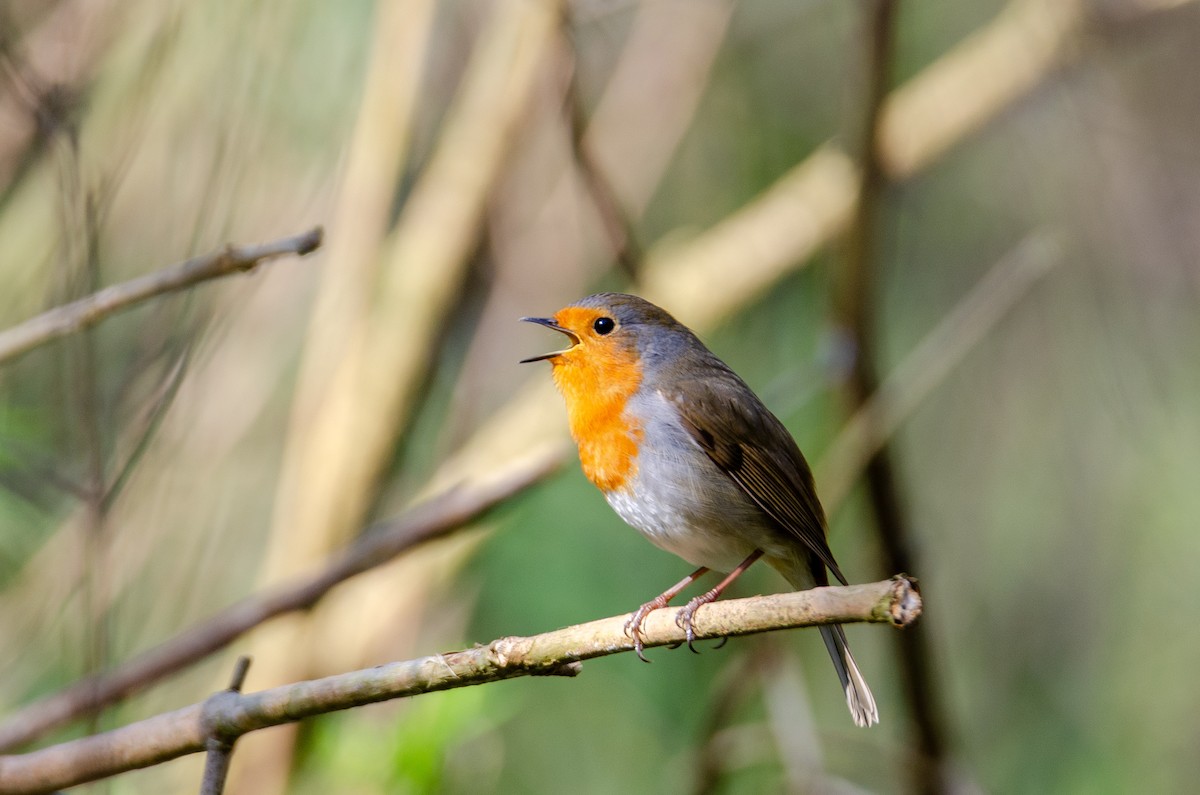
[0,451,560,752]
[0,227,323,365]
[198,656,251,795]
[0,577,921,794]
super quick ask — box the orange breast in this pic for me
[551,341,643,493]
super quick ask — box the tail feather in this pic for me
[770,553,880,727]
[819,624,878,728]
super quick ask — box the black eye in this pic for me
[593,316,615,335]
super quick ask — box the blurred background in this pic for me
[1,0,1198,792]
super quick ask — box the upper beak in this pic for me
[519,316,580,363]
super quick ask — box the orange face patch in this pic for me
[547,306,643,492]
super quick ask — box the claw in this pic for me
[623,554,761,662]
[624,604,658,663]
[671,550,764,654]
[633,633,651,663]
[621,566,711,662]
[631,625,651,663]
[675,600,705,653]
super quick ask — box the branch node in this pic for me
[487,636,533,669]
[226,656,252,693]
[885,574,923,627]
[201,656,254,747]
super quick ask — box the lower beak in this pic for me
[520,317,580,363]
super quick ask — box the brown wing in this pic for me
[668,363,847,585]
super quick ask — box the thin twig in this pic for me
[0,226,323,365]
[0,577,921,794]
[198,656,251,795]
[0,451,561,753]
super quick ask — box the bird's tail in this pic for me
[771,555,879,727]
[819,623,878,728]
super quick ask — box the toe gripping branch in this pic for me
[625,550,765,659]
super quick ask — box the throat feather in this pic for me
[552,354,642,492]
[572,400,641,492]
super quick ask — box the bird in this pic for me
[520,292,878,727]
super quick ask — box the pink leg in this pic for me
[676,550,764,652]
[625,566,709,662]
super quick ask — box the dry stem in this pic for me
[0,227,322,365]
[0,577,920,794]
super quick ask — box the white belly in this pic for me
[604,487,758,572]
[600,387,798,573]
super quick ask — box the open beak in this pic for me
[519,317,580,363]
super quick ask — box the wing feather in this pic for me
[668,364,847,585]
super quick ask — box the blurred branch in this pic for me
[818,232,1064,507]
[834,2,950,792]
[288,0,434,431]
[0,576,921,794]
[639,0,1195,331]
[879,0,1083,179]
[561,27,642,278]
[260,0,561,585]
[0,0,118,203]
[244,1,564,787]
[567,0,732,222]
[63,189,109,738]
[0,451,560,753]
[0,227,323,365]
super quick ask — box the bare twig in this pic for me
[0,227,323,365]
[0,577,921,794]
[0,451,560,752]
[198,656,251,795]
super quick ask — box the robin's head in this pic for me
[521,293,686,490]
[520,292,684,370]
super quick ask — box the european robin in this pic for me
[521,292,878,727]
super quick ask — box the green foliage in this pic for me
[294,685,514,795]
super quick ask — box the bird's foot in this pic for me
[675,592,720,653]
[624,597,671,663]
